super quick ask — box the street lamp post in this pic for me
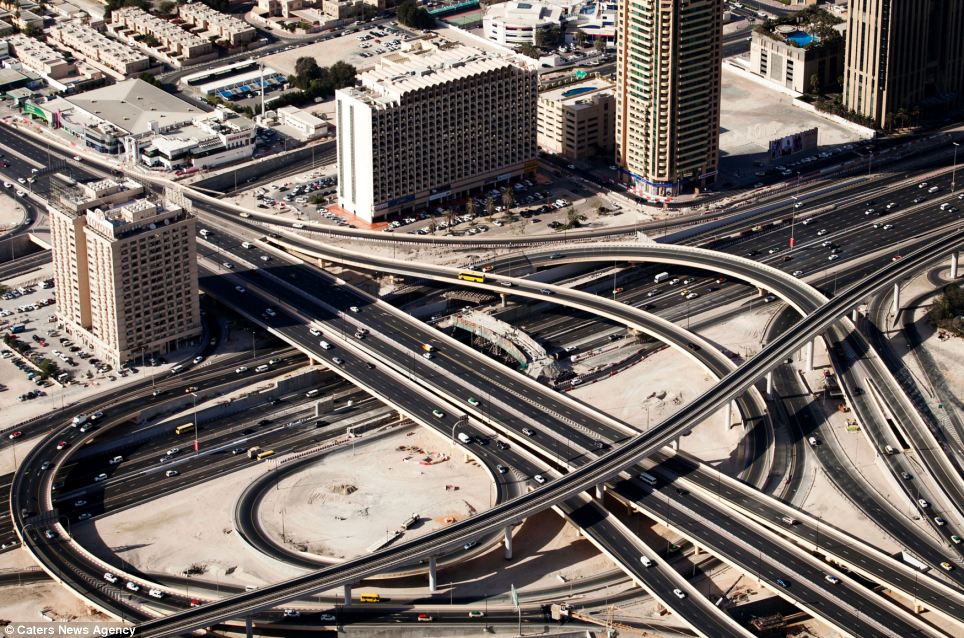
[952,142,960,192]
[191,391,199,455]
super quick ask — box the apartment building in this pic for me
[258,0,306,18]
[6,34,73,80]
[49,186,201,367]
[482,1,564,46]
[109,6,214,67]
[537,78,614,159]
[335,41,538,222]
[615,0,722,197]
[47,23,151,79]
[178,2,257,46]
[843,0,964,128]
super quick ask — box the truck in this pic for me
[246,446,263,459]
[654,272,670,283]
[457,432,472,445]
[10,324,25,334]
[421,343,435,352]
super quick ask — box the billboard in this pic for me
[768,127,818,159]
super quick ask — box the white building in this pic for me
[336,41,537,222]
[482,1,564,46]
[46,23,151,79]
[276,106,328,141]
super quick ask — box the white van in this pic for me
[640,556,653,568]
[305,389,320,398]
[457,432,472,445]
[884,445,896,454]
[170,364,184,374]
[242,241,253,249]
[319,340,332,350]
[255,364,269,373]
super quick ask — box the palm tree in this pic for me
[444,208,456,228]
[485,196,496,218]
[500,187,514,210]
[465,198,477,218]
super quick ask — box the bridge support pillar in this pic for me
[914,601,925,614]
[595,484,605,500]
[669,438,679,451]
[245,616,253,638]
[692,545,700,557]
[851,307,859,323]
[503,526,513,560]
[765,370,774,396]
[343,584,352,606]
[428,556,437,593]
[805,340,814,372]
[500,293,507,308]
[952,251,959,279]
[892,282,901,315]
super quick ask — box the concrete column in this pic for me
[595,484,605,500]
[851,307,859,323]
[245,617,253,638]
[892,282,900,315]
[805,340,814,372]
[731,400,739,427]
[722,403,730,429]
[343,584,352,606]
[669,438,679,451]
[693,545,700,557]
[765,370,774,396]
[503,526,513,560]
[951,251,959,279]
[500,293,507,308]
[428,556,437,593]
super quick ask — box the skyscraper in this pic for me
[615,0,722,198]
[843,0,964,128]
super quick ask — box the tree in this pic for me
[465,198,477,218]
[594,38,607,54]
[808,73,820,95]
[518,43,540,59]
[535,24,561,50]
[397,0,435,29]
[575,31,587,48]
[138,72,162,87]
[485,196,496,217]
[566,206,580,228]
[500,187,514,210]
[444,208,456,227]
[157,0,176,15]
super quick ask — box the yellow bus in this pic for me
[174,423,194,435]
[457,272,485,284]
[359,593,380,603]
[255,450,275,461]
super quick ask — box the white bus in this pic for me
[638,472,658,486]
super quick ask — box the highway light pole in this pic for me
[191,391,199,455]
[952,142,960,192]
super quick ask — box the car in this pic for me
[349,306,360,313]
[44,529,57,539]
[283,609,300,618]
[792,270,805,277]
[672,588,686,599]
[918,182,928,189]
[190,599,200,607]
[332,357,345,366]
[222,262,234,270]
[940,561,954,571]
[816,228,828,235]
[432,408,444,418]
[540,288,552,295]
[310,328,321,336]
[319,613,336,622]
[882,224,893,230]
[612,287,624,294]
[74,500,87,507]
[496,464,508,474]
[775,578,789,588]
[165,470,179,477]
[951,535,961,545]
[236,366,248,374]
[78,513,91,521]
[417,613,433,622]
[496,440,509,450]
[522,427,535,436]
[56,441,67,450]
[468,610,485,618]
[422,352,433,360]
[901,472,912,480]
[104,572,118,584]
[918,499,930,508]
[126,581,140,592]
[166,448,180,456]
[828,254,840,261]
[825,575,839,584]
[467,397,480,406]
[192,356,204,364]
[8,431,22,440]
[533,474,546,484]
[685,292,698,300]
[934,516,946,526]
[148,589,164,599]
[763,294,776,303]
[500,281,513,288]
[232,447,247,455]
[94,473,108,482]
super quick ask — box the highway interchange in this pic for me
[1,119,963,637]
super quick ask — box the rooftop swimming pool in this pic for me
[786,30,817,47]
[561,86,596,98]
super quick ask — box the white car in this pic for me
[672,588,686,599]
[236,366,248,374]
[192,356,204,364]
[94,473,108,482]
[349,306,360,313]
[824,574,840,584]
[104,572,118,584]
[148,588,164,599]
[533,474,547,484]
[165,470,179,477]
[310,328,321,336]
[126,581,140,592]
[166,448,180,456]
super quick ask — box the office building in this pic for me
[47,23,151,79]
[614,0,722,197]
[336,41,537,222]
[50,182,201,367]
[750,21,844,94]
[843,0,964,128]
[537,78,614,159]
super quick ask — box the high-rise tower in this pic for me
[615,0,722,198]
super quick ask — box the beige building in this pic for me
[537,78,614,160]
[843,0,964,128]
[615,0,721,197]
[276,106,328,141]
[6,34,73,80]
[336,41,537,222]
[109,6,215,67]
[258,0,307,18]
[749,25,844,94]
[47,23,151,79]
[50,184,201,367]
[178,2,257,46]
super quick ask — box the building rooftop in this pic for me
[344,41,529,107]
[60,78,203,136]
[539,77,613,104]
[86,198,185,240]
[484,1,565,26]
